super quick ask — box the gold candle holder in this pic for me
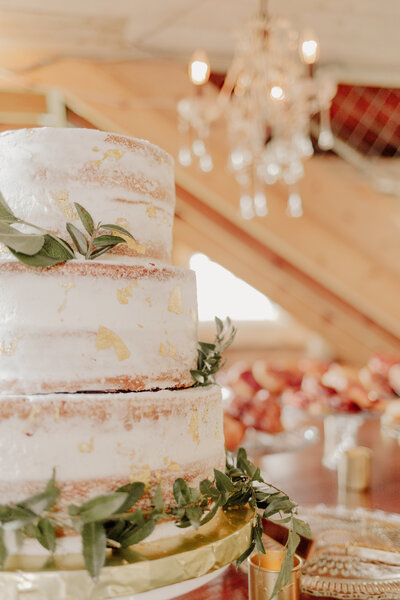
[338,446,372,491]
[248,550,302,600]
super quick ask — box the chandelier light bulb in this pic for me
[188,50,210,85]
[270,85,285,100]
[300,30,319,65]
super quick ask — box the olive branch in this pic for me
[191,317,237,386]
[0,448,308,599]
[0,192,134,267]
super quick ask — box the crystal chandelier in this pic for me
[177,1,337,218]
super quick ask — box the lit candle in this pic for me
[299,29,319,65]
[248,550,302,599]
[338,446,372,491]
[255,550,286,571]
[188,50,210,86]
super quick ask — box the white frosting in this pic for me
[0,128,175,263]
[3,531,81,558]
[0,257,199,393]
[0,385,224,505]
[3,519,192,557]
[0,128,227,562]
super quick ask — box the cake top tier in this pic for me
[0,128,175,263]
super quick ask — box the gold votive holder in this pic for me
[248,550,302,600]
[338,445,372,491]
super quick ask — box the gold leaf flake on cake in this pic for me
[57,281,76,313]
[90,148,125,167]
[116,444,135,458]
[188,411,200,445]
[116,284,133,305]
[0,335,22,357]
[116,217,130,229]
[202,406,209,424]
[129,464,151,487]
[54,407,61,423]
[146,202,157,219]
[163,457,180,473]
[159,343,167,356]
[112,221,146,255]
[126,238,147,255]
[167,341,176,359]
[137,324,144,328]
[146,297,152,307]
[168,286,184,314]
[162,212,172,226]
[215,423,221,441]
[167,461,181,472]
[78,437,94,453]
[96,326,131,361]
[50,191,78,220]
[28,405,41,423]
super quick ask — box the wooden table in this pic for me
[179,417,400,600]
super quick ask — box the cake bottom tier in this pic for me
[0,385,224,512]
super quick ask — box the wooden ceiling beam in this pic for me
[0,90,47,113]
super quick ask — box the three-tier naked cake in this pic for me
[0,127,225,554]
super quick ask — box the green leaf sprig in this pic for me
[226,448,311,598]
[0,192,135,268]
[191,317,237,386]
[0,470,60,559]
[0,448,307,597]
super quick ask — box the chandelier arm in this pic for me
[259,0,269,19]
[218,57,243,107]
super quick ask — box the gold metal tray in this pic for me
[0,507,253,599]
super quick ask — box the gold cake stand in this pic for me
[0,508,253,600]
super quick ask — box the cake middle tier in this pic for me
[0,258,198,394]
[0,385,224,511]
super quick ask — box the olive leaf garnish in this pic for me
[191,316,237,387]
[0,448,306,593]
[0,192,134,268]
